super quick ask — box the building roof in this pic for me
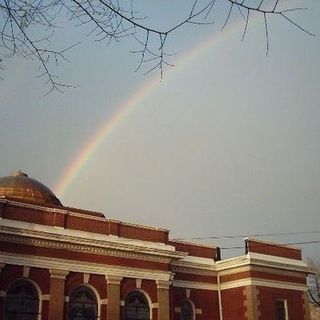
[0,170,62,207]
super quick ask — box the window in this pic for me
[69,286,98,320]
[181,299,194,320]
[4,279,39,320]
[124,290,150,320]
[276,300,288,320]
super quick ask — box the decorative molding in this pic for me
[120,300,125,307]
[65,296,69,302]
[171,264,216,276]
[0,219,184,263]
[100,298,108,305]
[49,269,69,279]
[186,288,191,299]
[136,279,142,289]
[220,278,308,291]
[105,275,123,285]
[0,252,173,281]
[41,294,50,301]
[195,308,202,315]
[84,273,90,284]
[174,307,181,313]
[151,302,159,309]
[172,280,218,291]
[23,266,30,278]
[156,280,171,289]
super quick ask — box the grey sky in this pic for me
[1,0,319,259]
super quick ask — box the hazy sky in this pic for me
[1,0,319,259]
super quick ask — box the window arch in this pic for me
[124,290,150,320]
[4,279,39,320]
[180,299,195,320]
[68,285,98,320]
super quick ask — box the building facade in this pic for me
[0,171,311,320]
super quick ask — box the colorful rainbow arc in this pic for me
[54,19,246,198]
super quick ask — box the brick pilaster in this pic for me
[244,285,260,320]
[106,275,123,320]
[49,269,69,320]
[156,280,171,320]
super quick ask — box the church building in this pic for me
[0,171,311,320]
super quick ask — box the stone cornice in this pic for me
[0,252,174,282]
[171,265,217,277]
[0,219,185,263]
[216,253,309,274]
[0,231,177,264]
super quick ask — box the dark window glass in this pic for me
[181,300,194,320]
[124,291,149,320]
[69,286,98,320]
[276,300,287,320]
[4,280,39,320]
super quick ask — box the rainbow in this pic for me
[54,18,248,198]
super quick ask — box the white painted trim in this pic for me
[220,278,308,291]
[172,280,218,291]
[0,219,183,262]
[0,252,174,282]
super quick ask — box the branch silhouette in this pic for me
[0,0,314,94]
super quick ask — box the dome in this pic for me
[0,171,62,206]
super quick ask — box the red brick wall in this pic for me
[169,241,218,259]
[222,287,246,320]
[246,239,302,260]
[258,287,306,320]
[1,202,170,244]
[173,271,217,284]
[171,286,220,320]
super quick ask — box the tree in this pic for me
[0,0,313,93]
[308,258,320,307]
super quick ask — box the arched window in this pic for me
[124,290,150,320]
[181,299,194,320]
[4,279,39,320]
[68,286,98,320]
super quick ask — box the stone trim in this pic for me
[1,252,173,281]
[220,278,308,291]
[49,269,69,279]
[105,275,123,285]
[172,280,218,291]
[244,285,261,320]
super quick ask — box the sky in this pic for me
[0,0,319,260]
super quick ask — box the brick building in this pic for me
[0,171,311,320]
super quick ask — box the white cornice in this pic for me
[0,219,185,262]
[215,253,309,274]
[220,278,308,292]
[0,252,174,281]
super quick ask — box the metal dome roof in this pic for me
[0,171,62,206]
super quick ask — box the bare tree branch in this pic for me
[0,0,314,93]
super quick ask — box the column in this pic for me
[156,280,171,320]
[243,285,260,320]
[106,275,123,320]
[49,269,69,320]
